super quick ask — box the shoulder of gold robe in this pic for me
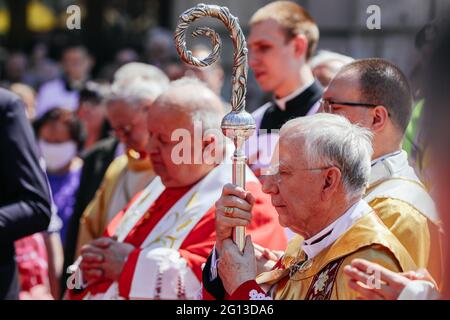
[369,197,443,288]
[258,212,416,285]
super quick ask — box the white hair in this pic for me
[281,113,373,198]
[167,77,224,132]
[112,62,169,88]
[107,63,169,109]
[309,50,354,68]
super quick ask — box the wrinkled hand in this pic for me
[215,183,255,253]
[80,237,135,284]
[218,236,257,295]
[254,243,283,274]
[343,259,435,300]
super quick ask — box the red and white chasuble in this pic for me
[69,163,287,300]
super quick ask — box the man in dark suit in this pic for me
[0,88,52,299]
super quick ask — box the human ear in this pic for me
[371,106,389,133]
[293,34,308,59]
[321,167,341,201]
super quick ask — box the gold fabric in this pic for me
[256,212,416,300]
[75,150,153,256]
[367,191,444,288]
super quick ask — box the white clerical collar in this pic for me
[274,80,315,111]
[301,200,371,260]
[369,150,408,186]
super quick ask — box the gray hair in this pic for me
[106,63,169,109]
[112,62,169,87]
[281,113,373,198]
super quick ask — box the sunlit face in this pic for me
[261,137,327,235]
[146,104,213,188]
[248,20,300,95]
[107,100,149,152]
[321,74,373,128]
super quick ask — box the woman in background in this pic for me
[34,108,84,246]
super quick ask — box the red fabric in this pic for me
[118,248,142,298]
[243,181,287,251]
[105,185,193,240]
[227,280,265,300]
[178,209,216,281]
[71,179,287,300]
[14,233,49,293]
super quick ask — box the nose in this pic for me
[261,174,278,195]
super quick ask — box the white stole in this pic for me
[114,176,165,241]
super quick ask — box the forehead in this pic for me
[277,134,304,165]
[40,119,70,135]
[64,49,85,59]
[248,20,287,44]
[147,102,192,133]
[107,100,133,115]
[324,71,361,100]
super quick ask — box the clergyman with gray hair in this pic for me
[203,113,416,300]
[67,77,287,300]
[73,63,169,258]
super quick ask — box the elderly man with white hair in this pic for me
[204,113,416,300]
[74,63,169,256]
[67,78,287,300]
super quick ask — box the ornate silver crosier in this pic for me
[174,3,255,252]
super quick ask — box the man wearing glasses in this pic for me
[203,114,416,300]
[320,58,442,287]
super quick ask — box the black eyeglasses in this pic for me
[320,99,379,114]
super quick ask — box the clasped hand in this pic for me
[80,237,135,285]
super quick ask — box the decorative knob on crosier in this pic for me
[174,4,255,252]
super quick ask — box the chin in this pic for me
[258,82,275,94]
[276,210,288,227]
[254,77,271,90]
[277,216,287,228]
[153,167,169,182]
